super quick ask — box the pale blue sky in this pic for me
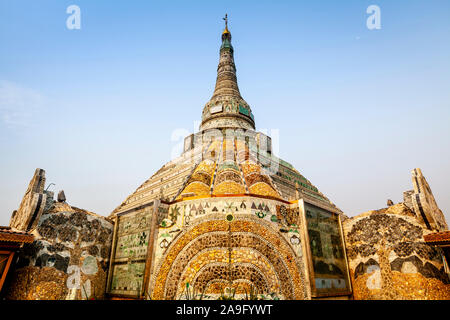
[0,0,449,225]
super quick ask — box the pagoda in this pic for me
[106,15,350,300]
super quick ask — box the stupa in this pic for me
[106,15,350,300]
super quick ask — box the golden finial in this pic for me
[223,13,230,34]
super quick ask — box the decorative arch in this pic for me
[192,263,269,294]
[175,246,280,298]
[151,216,305,299]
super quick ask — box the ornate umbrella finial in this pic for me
[223,13,230,34]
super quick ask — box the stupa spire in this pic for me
[200,15,255,131]
[212,14,240,99]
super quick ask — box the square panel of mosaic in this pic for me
[114,210,153,260]
[109,262,145,296]
[150,217,306,299]
[303,202,351,296]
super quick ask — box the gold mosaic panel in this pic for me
[249,183,280,198]
[188,172,211,186]
[214,171,243,185]
[194,161,215,176]
[245,173,272,187]
[239,158,281,199]
[213,181,246,195]
[179,182,210,197]
[176,159,216,200]
[241,162,260,176]
[351,270,450,300]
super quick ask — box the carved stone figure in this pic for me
[57,190,66,203]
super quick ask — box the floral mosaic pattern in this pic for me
[108,208,153,296]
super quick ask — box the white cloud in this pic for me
[0,80,45,128]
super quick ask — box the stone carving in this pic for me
[57,190,66,203]
[5,192,113,300]
[344,205,449,300]
[10,169,50,232]
[410,168,448,231]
